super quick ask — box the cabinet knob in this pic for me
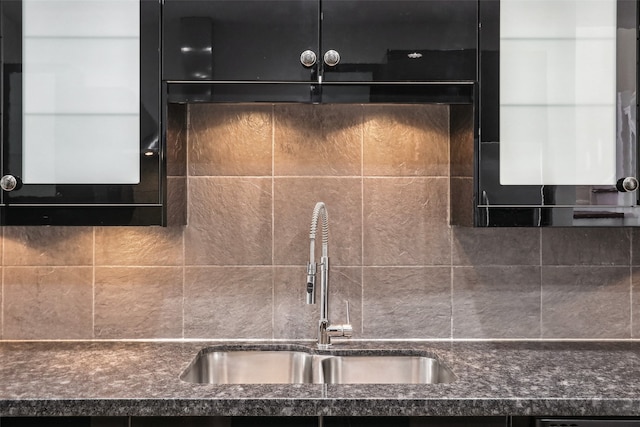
[323,50,340,67]
[0,175,20,192]
[617,177,639,192]
[300,50,317,67]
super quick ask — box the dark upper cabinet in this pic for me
[476,0,639,227]
[0,0,163,226]
[162,0,477,84]
[320,0,477,82]
[163,0,319,82]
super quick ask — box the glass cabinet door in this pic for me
[1,0,162,225]
[477,0,638,226]
[163,0,319,82]
[320,0,477,82]
[21,0,140,185]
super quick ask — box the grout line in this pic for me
[0,264,186,268]
[447,105,452,228]
[182,104,190,340]
[92,227,96,339]
[0,263,629,269]
[6,337,640,343]
[450,268,455,340]
[628,231,632,338]
[539,228,543,339]
[360,105,365,337]
[186,104,192,210]
[448,106,454,340]
[182,221,186,340]
[271,103,276,340]
[187,175,451,180]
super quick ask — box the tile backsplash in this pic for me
[1,103,637,341]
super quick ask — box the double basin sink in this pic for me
[180,347,455,385]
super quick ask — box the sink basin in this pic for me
[180,350,315,384]
[180,349,455,385]
[321,355,456,384]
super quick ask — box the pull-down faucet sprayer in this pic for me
[305,202,352,349]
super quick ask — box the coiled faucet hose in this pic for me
[309,201,329,259]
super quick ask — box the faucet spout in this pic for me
[305,202,352,349]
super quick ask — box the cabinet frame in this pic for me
[162,0,478,104]
[475,0,640,227]
[0,0,164,226]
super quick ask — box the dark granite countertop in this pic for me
[2,340,640,418]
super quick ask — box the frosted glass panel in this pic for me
[24,115,139,184]
[23,0,138,37]
[22,0,140,184]
[501,0,616,39]
[23,39,139,114]
[501,39,615,105]
[501,106,616,185]
[500,0,617,186]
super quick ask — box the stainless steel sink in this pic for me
[180,349,455,385]
[180,350,316,384]
[321,355,456,384]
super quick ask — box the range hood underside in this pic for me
[165,81,475,104]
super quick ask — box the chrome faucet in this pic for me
[305,202,352,349]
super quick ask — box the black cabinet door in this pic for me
[163,0,319,82]
[0,0,163,226]
[320,0,477,82]
[476,0,639,227]
[163,0,476,84]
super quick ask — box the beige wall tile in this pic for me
[185,177,272,265]
[362,267,451,339]
[184,267,273,339]
[541,266,631,338]
[450,104,474,177]
[631,228,640,266]
[4,267,93,339]
[542,228,631,266]
[274,178,362,266]
[363,178,451,265]
[188,104,272,176]
[167,103,187,177]
[95,267,183,338]
[4,227,93,266]
[95,227,183,266]
[632,267,640,338]
[364,104,449,177]
[274,104,362,176]
[453,266,541,338]
[273,266,317,340]
[452,227,540,266]
[450,177,474,227]
[167,176,187,226]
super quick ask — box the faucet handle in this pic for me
[345,300,351,325]
[327,323,353,338]
[325,300,354,340]
[342,300,353,338]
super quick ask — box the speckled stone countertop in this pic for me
[2,340,640,418]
